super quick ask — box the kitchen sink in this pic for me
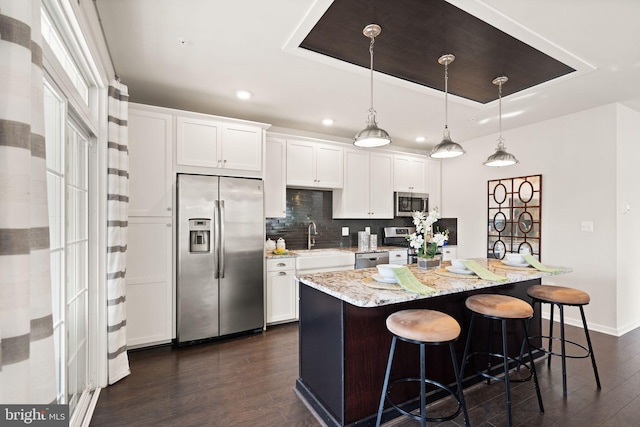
[294,250,355,273]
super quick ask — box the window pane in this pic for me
[50,249,62,323]
[47,174,63,249]
[44,86,63,174]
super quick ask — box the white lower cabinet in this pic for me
[266,258,298,324]
[441,246,457,261]
[126,217,173,347]
[388,249,408,265]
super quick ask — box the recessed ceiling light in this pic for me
[415,136,426,143]
[322,118,334,126]
[236,90,252,100]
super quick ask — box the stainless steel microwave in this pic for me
[394,192,429,217]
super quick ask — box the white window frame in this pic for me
[41,0,111,425]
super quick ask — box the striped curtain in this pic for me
[0,0,57,403]
[106,81,131,384]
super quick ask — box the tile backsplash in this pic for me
[265,189,412,250]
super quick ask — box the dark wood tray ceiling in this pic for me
[300,0,575,103]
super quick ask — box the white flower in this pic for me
[408,233,424,250]
[407,208,442,256]
[432,233,448,246]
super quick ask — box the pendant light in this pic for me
[430,54,465,159]
[484,76,519,167]
[354,24,391,148]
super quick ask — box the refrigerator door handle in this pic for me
[213,200,220,279]
[219,199,226,278]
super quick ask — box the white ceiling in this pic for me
[95,0,640,152]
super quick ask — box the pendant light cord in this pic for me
[498,80,503,141]
[369,36,375,115]
[444,61,449,131]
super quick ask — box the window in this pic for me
[44,82,92,416]
[41,1,103,424]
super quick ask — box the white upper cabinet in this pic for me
[221,123,262,171]
[264,137,287,218]
[128,107,173,217]
[393,154,426,193]
[176,115,266,174]
[425,158,442,211]
[286,139,343,188]
[369,152,394,218]
[176,116,220,168]
[333,149,393,219]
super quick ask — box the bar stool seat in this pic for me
[461,294,544,427]
[525,284,601,397]
[528,285,590,305]
[465,293,534,319]
[376,309,469,427]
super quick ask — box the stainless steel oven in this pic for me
[383,226,416,264]
[394,192,429,217]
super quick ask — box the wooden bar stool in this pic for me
[525,284,601,396]
[460,294,544,427]
[375,309,470,427]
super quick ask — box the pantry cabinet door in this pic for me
[128,108,173,217]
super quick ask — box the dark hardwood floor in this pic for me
[91,321,640,427]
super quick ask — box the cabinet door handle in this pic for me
[166,223,172,227]
[277,263,286,267]
[167,207,172,211]
[278,271,287,276]
[394,254,402,258]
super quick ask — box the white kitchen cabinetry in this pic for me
[266,258,298,324]
[127,105,175,348]
[333,149,393,219]
[441,246,457,261]
[264,137,287,218]
[286,139,343,188]
[425,158,442,211]
[176,116,264,172]
[393,154,426,193]
[126,217,173,347]
[388,249,408,265]
[128,107,173,217]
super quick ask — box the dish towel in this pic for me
[461,260,508,282]
[392,267,437,295]
[522,254,563,273]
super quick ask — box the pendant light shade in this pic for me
[484,76,519,167]
[430,54,465,159]
[354,24,391,148]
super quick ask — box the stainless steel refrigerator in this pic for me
[177,173,264,345]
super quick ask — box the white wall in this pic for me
[616,104,640,334]
[442,104,625,334]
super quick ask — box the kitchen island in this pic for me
[294,259,571,427]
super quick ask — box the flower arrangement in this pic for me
[407,208,448,259]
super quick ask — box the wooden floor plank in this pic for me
[91,321,640,427]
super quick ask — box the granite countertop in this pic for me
[296,258,571,308]
[265,246,407,259]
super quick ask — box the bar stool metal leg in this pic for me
[580,306,602,390]
[501,319,513,427]
[522,319,544,413]
[449,342,470,427]
[376,336,397,427]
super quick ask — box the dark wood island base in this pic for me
[295,277,545,427]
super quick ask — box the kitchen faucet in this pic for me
[308,221,317,249]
